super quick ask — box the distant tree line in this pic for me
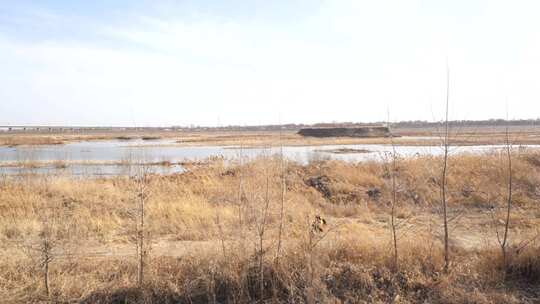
[387,118,540,129]
[3,119,539,134]
[173,119,540,132]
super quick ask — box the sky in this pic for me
[0,0,539,127]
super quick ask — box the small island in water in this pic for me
[315,148,372,154]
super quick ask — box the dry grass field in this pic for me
[2,124,540,147]
[1,151,540,303]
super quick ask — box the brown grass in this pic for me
[0,135,66,146]
[2,126,540,147]
[1,153,540,302]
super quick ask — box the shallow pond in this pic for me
[0,139,537,176]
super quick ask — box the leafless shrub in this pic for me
[125,160,153,287]
[16,198,73,299]
[256,165,271,302]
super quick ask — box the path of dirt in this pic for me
[4,209,537,260]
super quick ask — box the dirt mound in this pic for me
[305,175,365,204]
[298,127,390,138]
[306,175,332,198]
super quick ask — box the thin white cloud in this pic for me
[0,1,539,126]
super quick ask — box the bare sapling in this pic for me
[215,212,227,259]
[237,143,245,237]
[440,64,451,273]
[387,112,399,271]
[236,140,249,301]
[499,115,513,276]
[275,125,286,262]
[131,163,152,287]
[37,218,55,298]
[257,164,271,302]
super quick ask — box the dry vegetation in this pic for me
[1,151,540,303]
[2,125,540,147]
[0,135,66,146]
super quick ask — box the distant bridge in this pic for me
[0,126,111,132]
[0,126,177,133]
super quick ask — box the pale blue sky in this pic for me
[0,0,539,126]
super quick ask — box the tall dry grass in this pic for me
[0,152,540,302]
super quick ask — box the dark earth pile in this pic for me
[298,127,390,138]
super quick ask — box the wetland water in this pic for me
[0,139,538,176]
